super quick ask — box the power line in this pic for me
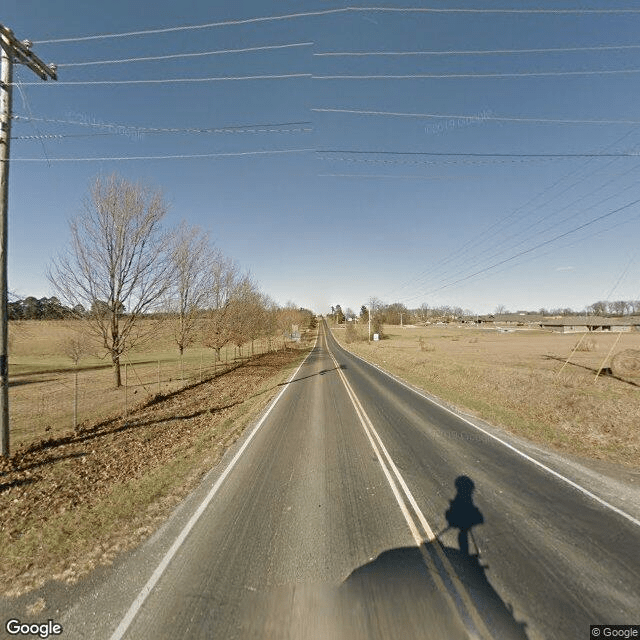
[12,73,311,86]
[12,126,313,140]
[11,114,312,134]
[32,9,348,43]
[318,154,571,166]
[314,43,640,56]
[33,6,640,44]
[401,210,640,304]
[313,68,640,80]
[434,170,640,292]
[11,117,313,139]
[381,125,640,301]
[318,149,640,158]
[11,148,315,162]
[312,107,640,126]
[56,42,314,67]
[417,197,640,297]
[318,173,479,180]
[18,69,640,86]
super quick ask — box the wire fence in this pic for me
[9,336,291,450]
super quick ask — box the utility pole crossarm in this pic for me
[0,24,57,81]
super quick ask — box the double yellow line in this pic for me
[327,341,493,640]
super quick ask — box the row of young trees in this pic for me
[46,174,309,387]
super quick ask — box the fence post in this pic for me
[73,367,78,431]
[124,363,128,416]
[157,360,160,394]
[200,351,203,383]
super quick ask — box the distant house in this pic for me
[540,317,634,333]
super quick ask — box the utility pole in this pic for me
[368,305,371,343]
[0,25,57,457]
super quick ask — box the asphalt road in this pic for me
[60,320,640,639]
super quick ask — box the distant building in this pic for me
[540,317,635,333]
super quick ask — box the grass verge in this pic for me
[332,324,639,469]
[0,339,314,597]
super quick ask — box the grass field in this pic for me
[0,337,315,598]
[9,319,289,450]
[332,323,640,468]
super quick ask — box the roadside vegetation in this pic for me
[331,323,640,469]
[0,171,319,598]
[0,326,316,598]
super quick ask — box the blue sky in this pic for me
[4,1,640,315]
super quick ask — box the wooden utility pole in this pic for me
[0,25,56,456]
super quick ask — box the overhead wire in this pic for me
[380,126,640,299]
[32,6,640,44]
[314,43,640,56]
[12,73,311,86]
[56,42,314,67]
[10,117,313,140]
[11,148,315,162]
[401,210,640,305]
[317,149,640,158]
[405,196,640,299]
[13,71,51,166]
[311,107,640,126]
[429,169,640,291]
[411,153,640,288]
[11,114,312,134]
[313,68,640,79]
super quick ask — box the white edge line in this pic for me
[109,335,318,640]
[329,328,640,530]
[326,333,492,640]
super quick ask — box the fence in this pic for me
[9,336,289,450]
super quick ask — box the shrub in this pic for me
[418,337,435,352]
[574,336,598,352]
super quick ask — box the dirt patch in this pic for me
[0,344,311,598]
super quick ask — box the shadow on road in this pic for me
[339,477,529,638]
[278,364,347,386]
[241,476,529,639]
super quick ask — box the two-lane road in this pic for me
[63,319,639,639]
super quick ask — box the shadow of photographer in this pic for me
[337,474,529,639]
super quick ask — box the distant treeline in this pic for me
[328,298,640,326]
[9,296,83,320]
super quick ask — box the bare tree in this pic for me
[59,333,88,366]
[203,255,242,360]
[48,174,172,387]
[276,302,303,349]
[229,286,269,356]
[166,222,218,357]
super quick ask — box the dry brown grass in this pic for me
[0,339,314,597]
[8,320,288,450]
[332,324,640,468]
[574,335,598,352]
